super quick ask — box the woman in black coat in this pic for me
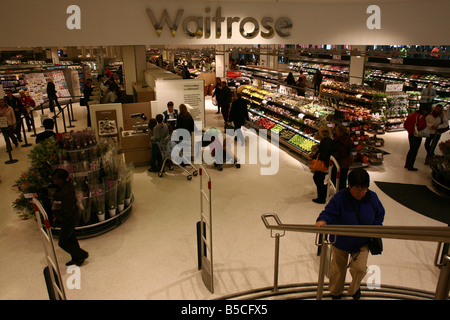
[311,124,334,204]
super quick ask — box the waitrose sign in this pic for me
[146,7,293,39]
[0,0,449,46]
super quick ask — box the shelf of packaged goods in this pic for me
[242,89,322,121]
[320,89,374,106]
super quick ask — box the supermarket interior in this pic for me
[0,0,449,302]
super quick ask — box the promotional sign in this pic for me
[155,79,205,124]
[0,1,449,46]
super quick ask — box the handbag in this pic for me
[414,115,430,138]
[348,192,383,255]
[309,154,328,172]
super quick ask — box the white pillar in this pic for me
[215,44,229,78]
[349,45,366,85]
[121,45,147,96]
[48,48,60,64]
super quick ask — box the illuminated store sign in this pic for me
[146,7,292,39]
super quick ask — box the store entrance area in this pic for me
[0,96,448,299]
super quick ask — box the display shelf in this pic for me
[288,58,349,83]
[242,84,323,158]
[51,196,133,239]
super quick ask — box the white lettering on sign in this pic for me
[366,5,381,30]
[66,5,81,30]
[147,7,292,39]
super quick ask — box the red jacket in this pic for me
[403,112,427,135]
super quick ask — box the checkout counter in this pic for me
[120,102,153,166]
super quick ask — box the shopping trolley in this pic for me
[204,128,240,171]
[158,136,198,180]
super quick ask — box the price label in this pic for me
[377,153,383,158]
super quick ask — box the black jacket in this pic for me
[219,86,232,105]
[176,114,195,133]
[312,136,334,167]
[229,97,249,127]
[163,109,178,123]
[47,82,58,99]
[52,181,79,223]
[36,130,56,144]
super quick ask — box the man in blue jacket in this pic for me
[315,168,385,300]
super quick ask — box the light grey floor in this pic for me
[0,98,448,300]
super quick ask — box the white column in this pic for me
[349,45,366,85]
[215,44,229,78]
[121,45,147,96]
[48,47,60,64]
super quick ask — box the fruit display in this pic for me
[270,124,285,135]
[288,134,317,152]
[366,135,385,147]
[280,129,296,141]
[335,107,373,122]
[255,117,276,130]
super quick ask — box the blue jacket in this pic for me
[316,188,385,253]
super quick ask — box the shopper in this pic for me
[51,168,89,267]
[311,124,334,204]
[331,125,353,191]
[46,79,62,113]
[176,104,195,134]
[82,78,94,127]
[103,85,118,104]
[284,72,296,86]
[313,69,323,97]
[403,104,430,171]
[163,101,178,128]
[315,168,385,300]
[182,66,191,79]
[420,82,436,112]
[218,81,232,124]
[229,91,250,145]
[4,90,25,142]
[0,98,19,149]
[36,118,56,144]
[18,90,36,132]
[148,114,170,173]
[212,78,222,114]
[105,76,119,93]
[296,70,307,96]
[425,104,449,164]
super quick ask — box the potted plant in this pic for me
[124,164,135,206]
[117,177,126,212]
[90,184,106,222]
[104,178,118,217]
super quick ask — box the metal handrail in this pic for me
[261,213,450,300]
[261,213,450,243]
